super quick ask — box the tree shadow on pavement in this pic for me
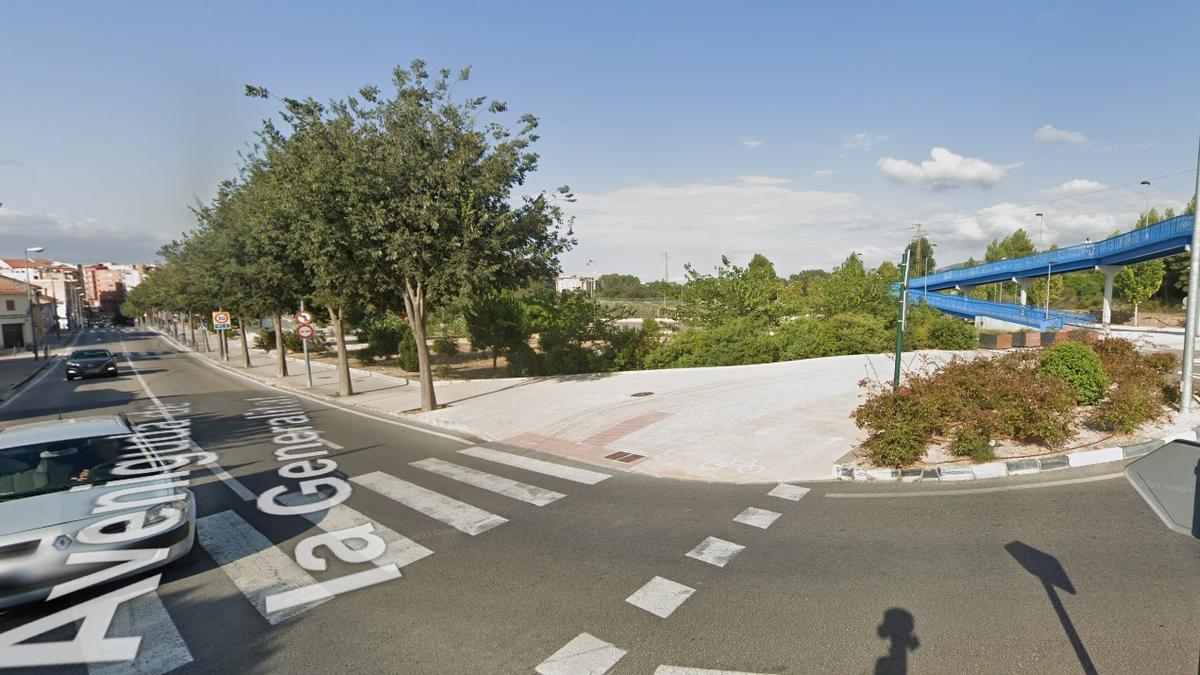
[874,607,919,674]
[1192,458,1199,538]
[1005,541,1098,675]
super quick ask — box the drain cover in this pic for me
[630,391,654,397]
[604,451,645,463]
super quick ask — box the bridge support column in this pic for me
[1014,278,1036,306]
[1097,265,1123,325]
[955,284,975,296]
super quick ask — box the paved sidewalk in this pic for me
[170,327,972,483]
[0,331,84,400]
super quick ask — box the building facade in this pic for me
[554,275,597,294]
[0,277,57,350]
[0,259,83,330]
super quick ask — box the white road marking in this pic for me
[196,510,329,625]
[825,472,1124,498]
[685,536,745,568]
[411,457,566,506]
[625,576,695,618]
[319,437,345,451]
[767,483,810,501]
[652,662,772,667]
[351,471,507,535]
[120,335,256,502]
[264,564,400,615]
[278,493,433,568]
[458,446,611,485]
[536,633,627,675]
[733,507,782,529]
[0,331,84,411]
[87,592,192,675]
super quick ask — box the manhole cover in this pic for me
[630,391,654,397]
[604,451,646,463]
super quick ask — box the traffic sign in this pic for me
[212,311,231,330]
[295,323,315,340]
[295,310,314,325]
[1124,439,1199,538]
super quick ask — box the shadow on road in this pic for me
[874,607,919,674]
[1193,459,1199,538]
[1005,541,1097,675]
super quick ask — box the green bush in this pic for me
[366,314,407,358]
[398,328,419,372]
[644,318,776,369]
[432,336,459,357]
[925,315,977,350]
[1038,341,1109,405]
[951,426,994,463]
[1087,338,1173,432]
[826,312,891,354]
[353,346,375,367]
[254,328,311,354]
[775,313,890,361]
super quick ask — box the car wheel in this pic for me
[65,375,73,381]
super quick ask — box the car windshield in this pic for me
[0,436,126,500]
[70,350,111,360]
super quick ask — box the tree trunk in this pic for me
[239,318,251,368]
[188,316,196,348]
[1133,303,1139,327]
[328,305,353,396]
[202,324,210,353]
[273,313,288,377]
[403,280,437,411]
[492,348,498,375]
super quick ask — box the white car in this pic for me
[0,415,195,609]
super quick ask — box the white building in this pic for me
[555,275,596,294]
[0,259,82,330]
[0,277,57,350]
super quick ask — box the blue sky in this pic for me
[1,1,1198,279]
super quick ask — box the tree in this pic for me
[595,274,644,299]
[676,255,783,328]
[814,253,894,320]
[348,62,574,410]
[906,236,936,277]
[464,294,530,373]
[1115,261,1164,325]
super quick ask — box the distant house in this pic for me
[0,259,83,330]
[555,275,596,294]
[0,277,56,350]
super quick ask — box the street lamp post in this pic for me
[1036,212,1045,249]
[24,246,44,360]
[1140,180,1151,222]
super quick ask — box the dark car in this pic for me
[64,349,119,381]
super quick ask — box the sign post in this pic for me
[212,310,231,362]
[892,249,910,391]
[297,301,313,388]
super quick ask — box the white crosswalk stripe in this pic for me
[767,483,810,501]
[685,536,745,568]
[278,493,434,569]
[733,507,781,529]
[626,576,695,618]
[412,457,565,506]
[458,446,611,485]
[87,591,192,675]
[352,471,508,535]
[655,667,777,674]
[196,510,330,625]
[536,633,627,674]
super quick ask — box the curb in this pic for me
[0,360,53,402]
[831,428,1199,483]
[149,328,483,445]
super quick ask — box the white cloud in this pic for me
[742,136,763,149]
[1040,178,1107,196]
[843,132,888,151]
[877,147,1013,190]
[812,169,837,177]
[1035,124,1088,145]
[0,206,164,263]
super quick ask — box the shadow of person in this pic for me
[875,607,919,674]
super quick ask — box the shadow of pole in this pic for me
[1192,459,1199,539]
[1005,541,1098,675]
[874,607,919,674]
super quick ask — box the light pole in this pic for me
[1036,212,1045,249]
[1140,180,1151,222]
[1179,134,1200,413]
[24,246,44,359]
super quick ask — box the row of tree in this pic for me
[124,61,575,410]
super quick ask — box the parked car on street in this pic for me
[0,415,195,609]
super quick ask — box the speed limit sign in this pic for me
[294,310,314,325]
[295,324,315,340]
[212,311,231,330]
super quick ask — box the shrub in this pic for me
[1038,341,1109,405]
[1145,351,1177,374]
[1087,337,1173,432]
[855,390,936,468]
[353,346,375,367]
[1091,381,1158,433]
[398,328,419,372]
[506,344,545,376]
[775,317,837,360]
[432,336,459,357]
[366,314,407,358]
[254,328,311,354]
[826,312,891,355]
[951,426,994,463]
[254,330,275,352]
[924,315,977,350]
[644,318,776,369]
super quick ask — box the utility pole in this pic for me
[893,248,910,391]
[1180,136,1200,413]
[662,252,669,306]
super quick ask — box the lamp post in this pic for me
[24,247,44,359]
[1140,180,1151,222]
[1036,212,1045,249]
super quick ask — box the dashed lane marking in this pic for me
[625,576,695,619]
[196,510,330,625]
[458,446,611,485]
[351,471,508,535]
[733,507,782,529]
[536,632,626,675]
[654,667,777,674]
[411,457,566,506]
[824,472,1124,498]
[767,483,810,501]
[685,536,745,568]
[278,494,433,569]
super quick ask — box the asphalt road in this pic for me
[1,327,1197,674]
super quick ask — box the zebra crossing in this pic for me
[108,445,612,674]
[118,350,178,360]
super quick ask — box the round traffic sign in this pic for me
[294,310,314,325]
[213,311,230,325]
[295,323,315,340]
